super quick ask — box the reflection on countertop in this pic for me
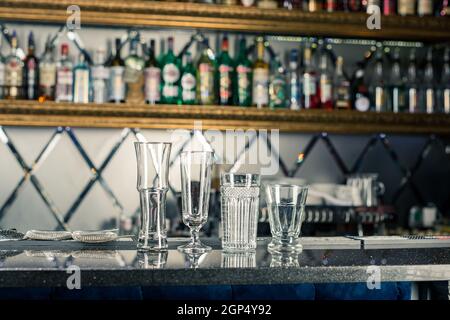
[0,238,450,287]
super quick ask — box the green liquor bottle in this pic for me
[161,37,181,104]
[181,52,197,105]
[217,35,234,106]
[234,38,252,107]
[196,38,216,105]
[269,55,287,109]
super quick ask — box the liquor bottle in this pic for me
[161,37,181,104]
[370,49,386,112]
[439,0,449,16]
[217,36,234,106]
[303,0,323,12]
[388,48,406,113]
[269,55,287,109]
[181,52,197,105]
[383,0,396,15]
[398,0,416,15]
[319,50,333,110]
[92,49,109,104]
[38,41,56,102]
[196,38,216,105]
[417,0,434,16]
[302,46,320,109]
[55,44,73,102]
[4,31,24,99]
[108,38,126,103]
[423,48,436,114]
[287,49,301,110]
[234,38,252,107]
[73,53,91,103]
[252,37,269,108]
[406,49,419,113]
[441,48,450,114]
[352,61,371,112]
[363,0,381,13]
[333,56,351,109]
[325,0,337,12]
[23,32,39,100]
[144,39,161,105]
[283,0,302,9]
[124,37,145,103]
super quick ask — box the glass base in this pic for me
[177,241,212,254]
[137,237,168,252]
[267,238,303,254]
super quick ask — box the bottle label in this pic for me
[336,84,351,109]
[375,86,385,112]
[219,64,233,102]
[237,65,251,105]
[124,66,143,84]
[144,67,161,103]
[320,76,332,103]
[92,66,110,80]
[408,88,418,113]
[444,89,450,113]
[74,69,90,103]
[40,64,56,88]
[199,63,214,103]
[398,0,416,15]
[5,60,22,86]
[303,74,316,97]
[26,59,37,86]
[109,66,125,101]
[426,88,434,114]
[162,63,180,99]
[252,68,269,106]
[269,78,286,107]
[93,79,107,104]
[162,63,180,84]
[181,73,196,102]
[355,95,370,112]
[56,67,73,102]
[289,74,301,110]
[418,0,433,15]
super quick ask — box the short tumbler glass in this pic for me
[134,142,171,251]
[266,184,308,254]
[220,173,260,252]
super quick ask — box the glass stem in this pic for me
[190,228,200,245]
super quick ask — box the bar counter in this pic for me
[0,238,449,288]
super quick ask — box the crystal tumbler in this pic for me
[220,173,260,252]
[266,184,308,254]
[134,142,171,251]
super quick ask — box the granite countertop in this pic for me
[0,237,449,288]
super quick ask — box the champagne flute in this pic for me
[178,151,214,254]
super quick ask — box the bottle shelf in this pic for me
[1,100,450,134]
[0,0,449,41]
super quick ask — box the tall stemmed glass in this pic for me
[134,142,171,251]
[178,151,214,254]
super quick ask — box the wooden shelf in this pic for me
[0,0,449,41]
[1,100,450,134]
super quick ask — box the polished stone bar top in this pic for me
[0,238,449,287]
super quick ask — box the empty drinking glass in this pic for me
[178,151,214,254]
[220,173,260,252]
[266,184,308,254]
[134,142,171,251]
